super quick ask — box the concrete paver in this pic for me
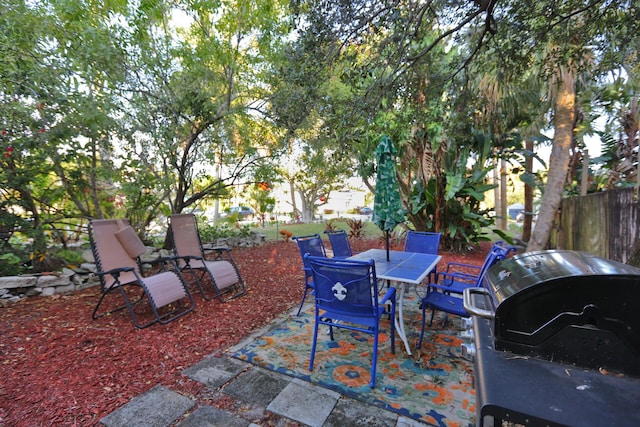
[99,355,435,427]
[177,405,249,427]
[224,368,291,407]
[323,396,399,427]
[267,379,340,427]
[182,355,247,389]
[100,385,194,427]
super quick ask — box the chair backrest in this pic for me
[491,240,518,258]
[292,234,326,258]
[292,234,327,275]
[169,214,205,265]
[473,242,518,287]
[306,255,378,318]
[89,219,145,289]
[324,230,353,258]
[404,231,442,255]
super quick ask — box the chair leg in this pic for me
[309,312,320,371]
[370,330,379,388]
[296,285,312,316]
[429,307,437,326]
[417,304,427,350]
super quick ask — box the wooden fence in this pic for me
[550,187,639,263]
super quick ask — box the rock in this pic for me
[41,287,57,297]
[54,284,75,294]
[27,287,43,297]
[37,274,73,289]
[0,276,38,290]
[81,249,95,263]
[61,267,75,277]
[80,263,97,273]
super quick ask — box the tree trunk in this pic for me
[521,139,534,242]
[499,158,508,230]
[527,69,576,251]
[289,180,298,219]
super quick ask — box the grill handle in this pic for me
[463,287,496,320]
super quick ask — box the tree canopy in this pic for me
[1,0,638,262]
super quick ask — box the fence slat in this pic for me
[553,188,639,263]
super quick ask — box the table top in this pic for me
[349,249,441,285]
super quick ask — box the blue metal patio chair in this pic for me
[306,255,396,388]
[435,240,517,294]
[404,230,442,283]
[416,242,517,349]
[292,234,327,315]
[324,229,355,258]
[404,230,442,254]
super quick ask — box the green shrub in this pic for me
[53,249,85,266]
[0,252,25,276]
[198,223,253,242]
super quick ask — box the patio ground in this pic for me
[0,238,489,426]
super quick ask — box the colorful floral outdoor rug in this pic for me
[229,294,475,427]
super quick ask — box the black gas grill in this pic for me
[463,250,640,427]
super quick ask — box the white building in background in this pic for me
[320,190,366,215]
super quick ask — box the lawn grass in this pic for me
[253,218,384,241]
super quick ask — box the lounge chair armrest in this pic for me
[95,266,135,277]
[202,244,231,252]
[144,255,182,265]
[179,255,204,261]
[203,244,231,260]
[379,287,397,305]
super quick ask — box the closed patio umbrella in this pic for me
[372,136,405,261]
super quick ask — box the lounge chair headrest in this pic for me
[114,222,147,259]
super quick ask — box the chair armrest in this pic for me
[95,266,134,277]
[202,244,231,252]
[145,255,183,265]
[427,282,476,294]
[203,245,231,260]
[437,270,478,284]
[444,261,481,273]
[379,287,396,305]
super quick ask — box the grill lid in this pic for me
[485,250,640,304]
[469,250,640,375]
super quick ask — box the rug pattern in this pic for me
[230,293,475,427]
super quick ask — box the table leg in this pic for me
[395,283,412,355]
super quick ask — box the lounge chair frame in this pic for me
[89,218,194,329]
[168,213,247,302]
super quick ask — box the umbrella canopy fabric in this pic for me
[372,135,405,234]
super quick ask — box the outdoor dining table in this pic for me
[348,248,441,355]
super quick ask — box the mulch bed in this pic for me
[0,238,489,426]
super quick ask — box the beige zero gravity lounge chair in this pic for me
[89,218,194,328]
[168,213,247,302]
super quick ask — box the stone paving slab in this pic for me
[177,405,250,427]
[323,396,399,427]
[182,354,248,388]
[100,385,194,427]
[267,379,340,427]
[223,367,291,407]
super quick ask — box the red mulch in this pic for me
[0,239,489,426]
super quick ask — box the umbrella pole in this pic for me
[385,231,390,261]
